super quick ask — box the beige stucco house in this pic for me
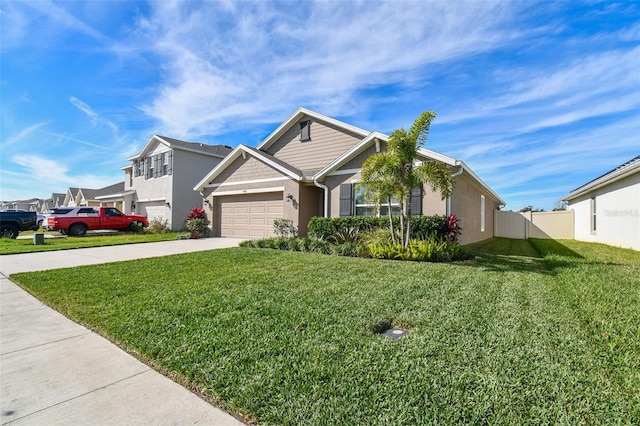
[194,108,505,245]
[119,135,232,230]
[563,154,639,251]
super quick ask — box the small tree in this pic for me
[359,111,453,247]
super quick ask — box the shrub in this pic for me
[187,207,206,221]
[145,218,171,234]
[187,218,208,236]
[368,238,467,262]
[309,215,453,241]
[273,218,298,238]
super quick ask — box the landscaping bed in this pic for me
[10,239,640,424]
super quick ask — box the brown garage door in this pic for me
[218,192,284,238]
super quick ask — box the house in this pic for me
[122,135,232,230]
[40,193,66,213]
[563,155,640,251]
[194,108,505,245]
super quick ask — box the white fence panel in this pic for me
[494,211,527,239]
[494,210,574,240]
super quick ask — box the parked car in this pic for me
[0,210,39,238]
[44,206,149,236]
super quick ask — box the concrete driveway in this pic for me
[0,238,246,425]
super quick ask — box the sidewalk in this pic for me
[0,238,246,425]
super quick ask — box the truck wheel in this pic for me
[69,223,88,237]
[129,221,142,232]
[0,225,19,239]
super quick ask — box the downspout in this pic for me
[313,176,329,217]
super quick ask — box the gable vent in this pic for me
[300,120,311,142]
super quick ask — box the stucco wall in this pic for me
[450,173,499,245]
[569,172,639,250]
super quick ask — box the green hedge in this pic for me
[308,215,449,240]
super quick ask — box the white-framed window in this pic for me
[148,156,155,178]
[590,196,597,234]
[354,186,401,217]
[480,195,486,232]
[162,152,170,175]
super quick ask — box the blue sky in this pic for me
[1,0,638,211]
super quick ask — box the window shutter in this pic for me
[411,186,422,216]
[168,152,173,175]
[133,160,138,177]
[339,183,353,217]
[145,157,151,179]
[155,154,161,178]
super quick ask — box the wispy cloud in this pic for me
[138,1,524,137]
[1,121,50,148]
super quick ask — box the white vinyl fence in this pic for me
[494,210,574,240]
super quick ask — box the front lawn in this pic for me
[0,232,181,255]
[10,239,640,424]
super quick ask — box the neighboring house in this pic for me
[1,198,40,212]
[63,187,81,207]
[194,108,505,245]
[122,135,232,230]
[40,193,66,212]
[563,155,640,251]
[94,182,132,212]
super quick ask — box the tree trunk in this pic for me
[387,197,395,243]
[404,194,412,247]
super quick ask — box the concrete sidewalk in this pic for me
[0,238,246,425]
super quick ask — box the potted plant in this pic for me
[186,207,208,238]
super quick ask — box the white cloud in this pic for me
[138,1,523,137]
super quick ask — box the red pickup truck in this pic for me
[45,207,149,236]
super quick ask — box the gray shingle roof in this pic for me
[156,135,233,157]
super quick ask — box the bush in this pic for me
[308,215,452,241]
[273,218,298,238]
[368,238,467,262]
[145,218,171,234]
[187,218,208,236]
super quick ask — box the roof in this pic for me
[564,154,640,201]
[127,135,232,161]
[194,107,505,205]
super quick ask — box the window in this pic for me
[590,197,596,233]
[480,195,486,232]
[148,156,155,179]
[354,186,402,216]
[300,120,311,141]
[105,208,122,217]
[162,152,171,175]
[136,160,144,177]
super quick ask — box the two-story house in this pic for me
[122,135,232,230]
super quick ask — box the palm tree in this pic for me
[359,111,453,247]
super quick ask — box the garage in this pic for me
[140,201,168,223]
[218,192,284,238]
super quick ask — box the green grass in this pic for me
[10,238,640,424]
[0,232,182,254]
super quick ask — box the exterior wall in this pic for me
[450,172,500,245]
[326,172,361,217]
[130,145,173,226]
[265,115,362,174]
[297,184,323,236]
[172,149,225,231]
[214,155,284,183]
[569,172,639,250]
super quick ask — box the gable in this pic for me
[264,114,364,174]
[209,154,290,186]
[334,143,384,173]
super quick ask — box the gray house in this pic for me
[121,135,232,230]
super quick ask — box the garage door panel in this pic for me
[218,193,284,238]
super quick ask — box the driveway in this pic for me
[1,238,246,425]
